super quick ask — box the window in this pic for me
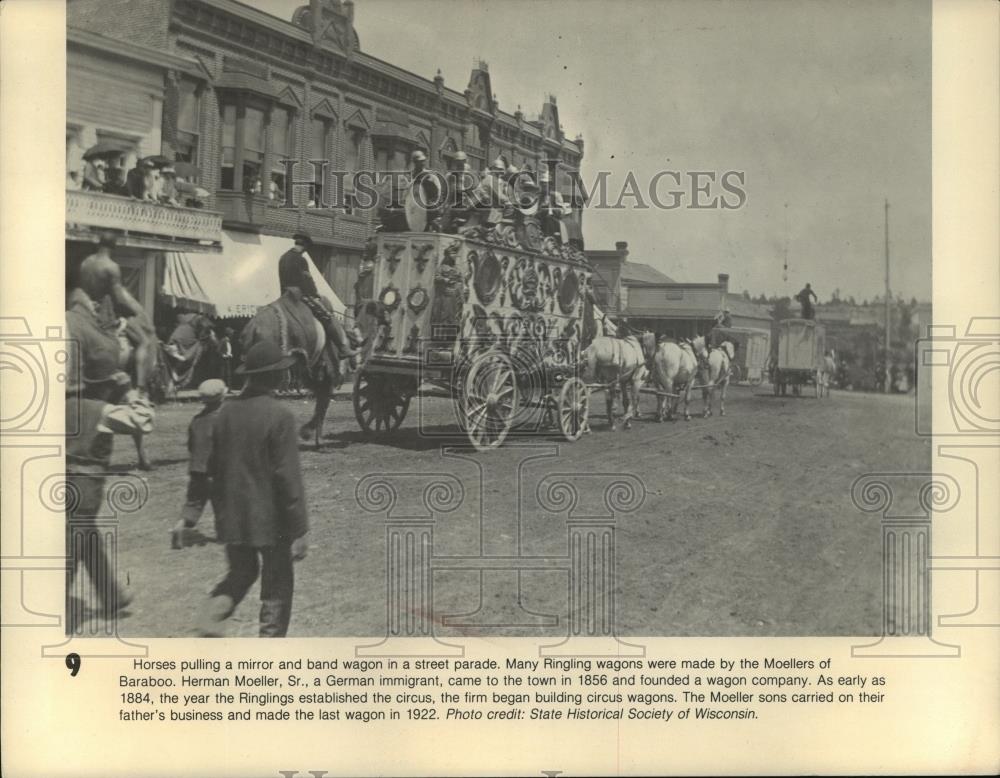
[175,79,200,167]
[345,129,363,178]
[219,99,268,193]
[269,107,295,204]
[221,103,237,190]
[308,116,329,207]
[243,106,265,192]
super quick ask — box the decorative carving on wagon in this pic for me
[377,284,402,315]
[402,325,421,355]
[429,247,464,346]
[406,285,429,315]
[412,242,435,273]
[557,266,581,314]
[354,240,377,313]
[473,249,504,305]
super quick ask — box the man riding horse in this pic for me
[278,231,357,382]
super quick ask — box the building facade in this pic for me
[586,241,772,338]
[66,25,224,328]
[67,0,585,321]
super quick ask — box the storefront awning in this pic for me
[161,231,347,319]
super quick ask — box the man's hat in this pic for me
[292,231,313,246]
[236,341,296,375]
[453,150,468,162]
[161,166,176,176]
[489,156,507,172]
[411,150,427,163]
[506,164,520,176]
[198,378,227,401]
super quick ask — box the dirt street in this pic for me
[99,385,927,638]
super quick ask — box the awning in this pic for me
[161,231,347,319]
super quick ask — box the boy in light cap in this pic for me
[171,378,227,549]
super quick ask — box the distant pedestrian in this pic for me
[795,283,818,320]
[219,328,234,385]
[196,341,309,638]
[170,379,226,550]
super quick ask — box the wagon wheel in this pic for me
[557,377,590,441]
[461,350,518,450]
[353,370,411,433]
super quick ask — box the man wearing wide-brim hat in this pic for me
[197,340,309,637]
[64,287,155,632]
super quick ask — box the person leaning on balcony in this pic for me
[82,158,106,192]
[79,233,154,390]
[103,163,129,196]
[126,158,156,200]
[158,165,180,206]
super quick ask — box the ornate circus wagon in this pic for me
[353,200,594,450]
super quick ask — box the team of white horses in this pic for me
[582,328,736,431]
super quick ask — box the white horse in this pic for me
[817,352,836,398]
[650,339,698,421]
[692,335,733,417]
[582,330,656,430]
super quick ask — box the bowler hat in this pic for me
[411,150,427,162]
[236,341,297,375]
[292,231,313,246]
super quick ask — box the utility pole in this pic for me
[883,198,891,394]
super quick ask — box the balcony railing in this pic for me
[66,189,223,245]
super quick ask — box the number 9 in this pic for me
[66,653,81,677]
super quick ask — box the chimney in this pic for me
[615,241,629,256]
[717,273,729,293]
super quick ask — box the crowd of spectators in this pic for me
[69,150,208,208]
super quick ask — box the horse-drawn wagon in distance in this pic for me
[770,318,829,398]
[352,168,594,450]
[709,325,770,386]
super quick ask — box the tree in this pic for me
[771,296,792,321]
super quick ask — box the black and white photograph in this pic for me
[2,0,998,775]
[56,0,938,640]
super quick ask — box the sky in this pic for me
[254,0,931,301]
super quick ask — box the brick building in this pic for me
[67,0,585,323]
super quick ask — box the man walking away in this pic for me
[795,283,818,320]
[196,342,309,638]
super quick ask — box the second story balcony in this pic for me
[66,189,223,252]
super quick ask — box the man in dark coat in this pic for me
[795,283,818,320]
[196,341,309,637]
